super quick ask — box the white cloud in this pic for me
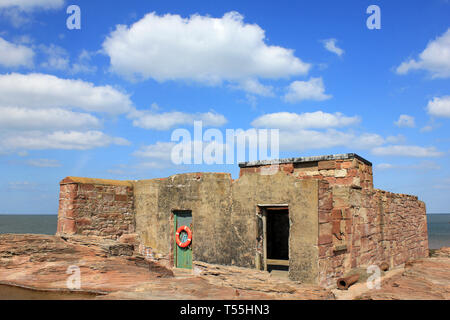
[0,73,132,153]
[39,45,97,74]
[129,108,227,130]
[371,145,444,157]
[0,131,130,152]
[322,38,344,57]
[131,113,385,165]
[375,163,395,170]
[102,11,310,88]
[231,78,274,97]
[420,125,434,133]
[25,159,61,168]
[244,111,383,152]
[70,50,98,74]
[427,96,450,118]
[0,37,34,67]
[283,77,332,103]
[251,111,360,130]
[0,73,132,114]
[39,44,69,70]
[0,106,100,130]
[0,0,64,11]
[279,130,381,151]
[242,128,384,152]
[396,28,450,78]
[133,142,175,161]
[394,114,416,128]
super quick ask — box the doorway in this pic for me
[259,206,290,273]
[173,210,192,269]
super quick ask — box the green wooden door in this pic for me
[174,211,192,269]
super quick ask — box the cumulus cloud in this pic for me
[283,77,332,103]
[0,37,34,67]
[231,78,274,97]
[371,145,444,157]
[0,73,132,153]
[251,111,360,130]
[427,96,450,118]
[128,107,227,131]
[250,110,382,152]
[131,110,386,166]
[322,38,344,57]
[0,106,101,131]
[394,114,416,128]
[0,73,132,114]
[281,130,383,151]
[102,11,310,91]
[39,45,97,74]
[396,28,450,78]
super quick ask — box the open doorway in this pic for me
[258,206,289,274]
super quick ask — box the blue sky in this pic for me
[0,0,449,214]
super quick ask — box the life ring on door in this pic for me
[176,225,192,248]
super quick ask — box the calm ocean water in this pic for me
[0,215,57,235]
[0,214,449,249]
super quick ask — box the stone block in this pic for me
[318,160,336,170]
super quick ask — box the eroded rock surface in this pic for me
[1,234,448,300]
[0,234,332,300]
[356,249,450,300]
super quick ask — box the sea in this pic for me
[0,213,449,249]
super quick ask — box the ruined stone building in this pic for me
[56,153,429,287]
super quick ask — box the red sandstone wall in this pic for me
[57,177,135,239]
[241,158,428,287]
[317,185,428,287]
[240,158,373,190]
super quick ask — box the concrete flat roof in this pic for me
[238,153,372,168]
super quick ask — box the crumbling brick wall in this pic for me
[317,185,428,287]
[57,177,135,239]
[375,190,428,266]
[240,155,428,287]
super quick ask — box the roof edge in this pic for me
[60,177,134,187]
[238,153,372,168]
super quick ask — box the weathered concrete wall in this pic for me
[134,179,161,251]
[231,172,319,283]
[316,185,429,287]
[135,173,233,266]
[135,171,319,283]
[57,177,135,239]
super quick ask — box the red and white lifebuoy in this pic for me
[175,225,192,248]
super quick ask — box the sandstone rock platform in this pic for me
[0,234,448,300]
